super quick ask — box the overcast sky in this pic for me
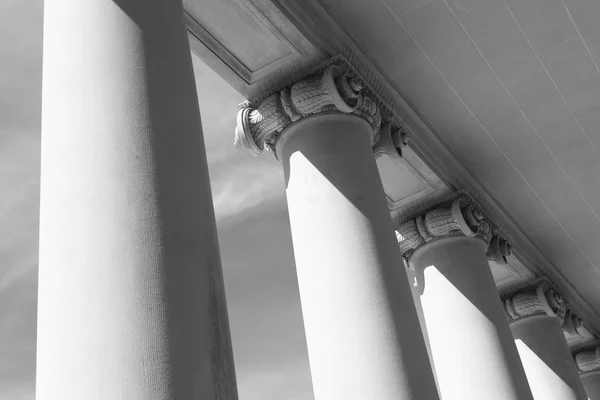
[0,1,313,399]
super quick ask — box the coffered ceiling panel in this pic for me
[184,0,324,98]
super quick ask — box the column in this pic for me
[404,264,441,395]
[504,282,587,400]
[235,64,439,399]
[575,345,600,399]
[38,1,237,399]
[399,199,534,399]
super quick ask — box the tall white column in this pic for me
[575,345,600,399]
[504,282,587,400]
[399,200,534,400]
[38,1,237,399]
[405,266,441,395]
[235,65,439,400]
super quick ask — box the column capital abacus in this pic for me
[395,195,501,260]
[234,60,383,160]
[502,280,566,322]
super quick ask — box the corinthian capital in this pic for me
[395,197,494,258]
[504,281,566,322]
[234,63,381,159]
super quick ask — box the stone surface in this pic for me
[38,1,237,398]
[276,113,439,399]
[410,236,533,400]
[581,371,600,400]
[512,315,587,400]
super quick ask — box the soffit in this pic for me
[314,0,600,316]
[183,0,325,98]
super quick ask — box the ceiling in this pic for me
[186,0,600,328]
[315,0,600,312]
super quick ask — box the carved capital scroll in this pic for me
[504,281,566,322]
[234,63,381,159]
[395,197,497,258]
[486,234,513,265]
[373,122,408,159]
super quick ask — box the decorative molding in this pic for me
[395,196,497,259]
[575,345,600,374]
[500,278,598,346]
[373,122,408,159]
[234,61,382,159]
[503,280,566,322]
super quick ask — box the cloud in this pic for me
[210,158,285,221]
[216,203,313,400]
[0,1,42,392]
[192,54,287,221]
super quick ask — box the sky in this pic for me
[0,1,313,399]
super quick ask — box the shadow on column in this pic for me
[516,338,585,399]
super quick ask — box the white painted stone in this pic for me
[512,315,587,400]
[411,236,534,400]
[581,371,600,400]
[37,1,237,398]
[277,113,439,400]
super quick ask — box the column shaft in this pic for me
[581,371,600,399]
[278,113,439,400]
[37,1,237,399]
[511,315,587,400]
[405,267,441,394]
[411,236,534,400]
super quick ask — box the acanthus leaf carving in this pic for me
[234,63,381,159]
[424,198,478,238]
[394,196,504,258]
[396,219,425,258]
[504,281,566,322]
